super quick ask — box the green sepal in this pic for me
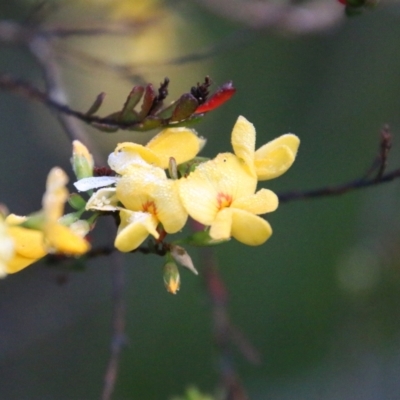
[179,230,229,247]
[177,157,209,177]
[68,193,87,210]
[170,93,199,122]
[86,92,106,116]
[58,212,80,227]
[19,211,45,230]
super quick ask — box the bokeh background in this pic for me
[2,1,400,399]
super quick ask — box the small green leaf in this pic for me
[180,230,229,247]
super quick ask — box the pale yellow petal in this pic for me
[231,188,278,214]
[179,153,257,225]
[116,164,167,211]
[231,116,256,176]
[112,142,161,172]
[42,167,69,222]
[146,128,205,168]
[86,188,119,211]
[209,208,233,240]
[153,180,187,233]
[6,254,38,274]
[231,209,272,246]
[115,210,159,252]
[45,223,90,255]
[255,134,300,180]
[7,225,46,259]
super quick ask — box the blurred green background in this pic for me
[2,1,400,399]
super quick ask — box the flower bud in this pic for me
[71,141,94,180]
[68,193,87,210]
[170,245,198,275]
[163,261,180,295]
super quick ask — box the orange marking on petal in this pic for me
[217,193,232,210]
[142,200,157,215]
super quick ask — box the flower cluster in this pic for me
[0,167,90,277]
[75,116,299,292]
[0,115,299,293]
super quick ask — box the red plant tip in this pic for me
[337,0,347,4]
[195,81,236,114]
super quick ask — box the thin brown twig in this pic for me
[202,249,252,400]
[102,252,126,400]
[278,127,397,203]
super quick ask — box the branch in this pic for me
[102,252,126,400]
[278,126,397,203]
[202,249,256,400]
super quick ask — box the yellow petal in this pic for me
[146,128,205,168]
[116,164,167,211]
[45,223,90,255]
[231,188,278,214]
[42,167,69,222]
[231,116,256,176]
[7,225,46,259]
[230,209,272,246]
[112,142,161,172]
[154,180,187,233]
[115,210,159,252]
[209,208,233,241]
[6,254,38,274]
[179,153,257,225]
[255,134,300,180]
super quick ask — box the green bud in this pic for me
[58,212,79,227]
[170,245,198,275]
[163,261,180,294]
[68,193,87,210]
[71,141,94,180]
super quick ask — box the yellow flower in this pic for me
[231,116,300,180]
[71,140,94,180]
[0,215,15,277]
[179,153,279,246]
[5,168,90,274]
[42,168,90,255]
[110,127,206,173]
[6,214,47,274]
[86,163,188,252]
